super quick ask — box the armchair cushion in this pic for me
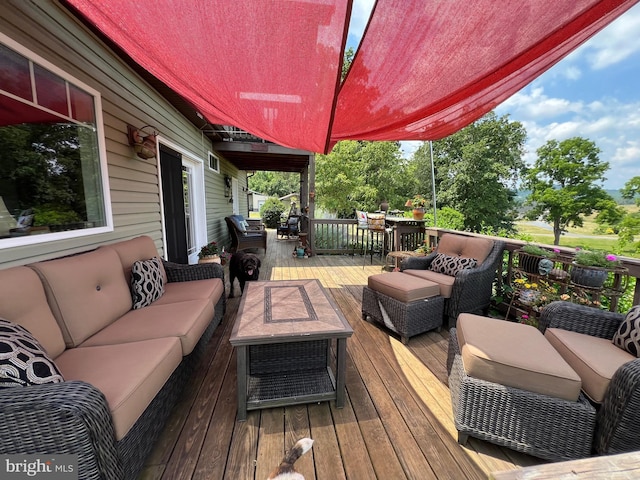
[428,253,477,276]
[612,305,640,357]
[436,234,493,265]
[0,319,64,387]
[403,269,456,297]
[545,327,635,403]
[229,215,248,234]
[130,257,165,309]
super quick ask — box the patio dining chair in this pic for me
[362,212,391,267]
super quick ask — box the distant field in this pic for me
[515,204,639,257]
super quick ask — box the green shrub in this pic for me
[33,206,82,227]
[260,197,286,228]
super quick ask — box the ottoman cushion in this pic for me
[457,314,582,401]
[368,272,439,303]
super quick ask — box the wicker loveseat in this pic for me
[225,214,267,252]
[539,301,640,456]
[401,233,505,327]
[0,235,225,480]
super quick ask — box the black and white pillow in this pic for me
[0,319,64,388]
[428,253,477,276]
[131,257,165,309]
[612,305,640,357]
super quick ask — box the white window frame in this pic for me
[157,137,207,264]
[208,151,220,173]
[0,33,113,250]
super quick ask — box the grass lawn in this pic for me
[515,205,639,258]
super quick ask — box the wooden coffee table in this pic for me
[229,279,353,421]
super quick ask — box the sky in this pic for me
[346,1,640,190]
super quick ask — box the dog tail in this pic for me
[267,438,313,479]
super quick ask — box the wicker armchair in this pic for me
[401,235,505,325]
[225,215,267,252]
[539,301,640,456]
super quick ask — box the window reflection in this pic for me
[0,41,107,241]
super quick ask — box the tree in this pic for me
[618,176,640,251]
[315,140,406,216]
[524,137,613,245]
[621,176,640,206]
[420,112,527,232]
[248,171,301,198]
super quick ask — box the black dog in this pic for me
[228,251,261,297]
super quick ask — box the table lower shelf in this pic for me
[246,367,336,410]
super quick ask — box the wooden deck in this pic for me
[139,230,545,479]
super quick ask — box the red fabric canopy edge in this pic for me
[330,0,639,146]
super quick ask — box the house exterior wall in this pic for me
[0,0,246,267]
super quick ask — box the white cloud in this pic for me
[497,89,640,188]
[569,4,640,70]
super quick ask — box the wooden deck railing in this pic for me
[307,219,640,308]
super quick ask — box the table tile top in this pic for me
[230,279,353,345]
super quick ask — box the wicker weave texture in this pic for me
[447,328,596,461]
[249,340,328,375]
[362,286,443,342]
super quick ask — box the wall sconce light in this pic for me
[127,125,158,159]
[224,175,232,197]
[309,191,316,201]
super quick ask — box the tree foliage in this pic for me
[315,140,406,216]
[422,112,527,232]
[524,137,613,245]
[248,171,301,198]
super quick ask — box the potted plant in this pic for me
[570,249,621,288]
[516,244,557,275]
[198,241,220,263]
[405,195,428,220]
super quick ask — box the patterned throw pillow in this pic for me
[131,257,165,309]
[428,253,477,276]
[0,319,64,388]
[612,305,640,357]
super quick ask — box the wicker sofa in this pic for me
[0,235,225,480]
[539,301,640,456]
[401,233,505,326]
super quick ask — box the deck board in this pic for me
[139,230,544,479]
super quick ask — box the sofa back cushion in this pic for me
[0,266,66,358]
[100,235,166,285]
[30,248,133,348]
[228,215,248,234]
[436,234,494,266]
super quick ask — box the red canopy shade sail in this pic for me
[65,0,638,154]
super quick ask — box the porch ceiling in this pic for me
[213,142,310,173]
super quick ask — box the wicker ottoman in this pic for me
[447,314,596,461]
[362,272,444,344]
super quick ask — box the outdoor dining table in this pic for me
[384,215,428,251]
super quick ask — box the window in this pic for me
[0,35,111,247]
[208,151,220,173]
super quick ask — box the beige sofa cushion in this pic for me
[30,248,132,348]
[402,269,455,298]
[79,299,214,355]
[0,266,66,358]
[545,327,634,403]
[457,314,582,401]
[436,234,494,266]
[155,278,224,307]
[101,235,166,285]
[368,272,439,302]
[55,337,182,440]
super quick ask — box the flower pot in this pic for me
[296,247,305,258]
[198,255,221,264]
[517,252,542,274]
[518,289,540,305]
[412,208,425,220]
[570,263,608,288]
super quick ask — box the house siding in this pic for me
[0,0,246,267]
